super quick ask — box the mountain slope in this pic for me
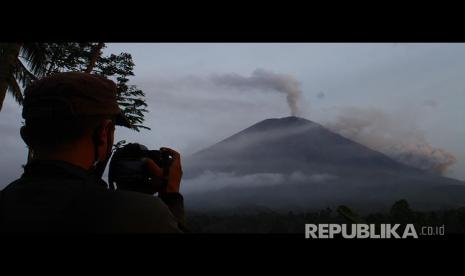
[183,116,465,212]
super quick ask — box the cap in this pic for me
[22,72,131,128]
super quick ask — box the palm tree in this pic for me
[0,43,48,111]
[1,43,49,162]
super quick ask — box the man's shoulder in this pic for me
[2,175,168,212]
[2,177,172,220]
[1,169,182,233]
[1,175,87,205]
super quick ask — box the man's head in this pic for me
[20,72,131,171]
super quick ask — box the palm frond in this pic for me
[20,43,49,77]
[0,43,22,111]
[8,76,23,104]
[14,59,36,88]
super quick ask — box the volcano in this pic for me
[183,117,465,212]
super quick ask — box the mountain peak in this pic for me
[255,116,317,126]
[233,116,322,137]
[184,117,465,211]
[188,116,417,177]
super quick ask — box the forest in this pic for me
[186,200,465,234]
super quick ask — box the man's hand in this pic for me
[160,147,183,193]
[143,147,183,194]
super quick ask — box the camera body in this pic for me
[108,143,174,193]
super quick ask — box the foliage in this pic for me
[43,43,149,131]
[186,200,465,233]
[1,42,149,131]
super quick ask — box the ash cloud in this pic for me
[324,107,456,174]
[211,69,303,116]
[389,143,456,174]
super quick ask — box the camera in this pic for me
[108,143,174,193]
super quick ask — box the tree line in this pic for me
[186,200,465,233]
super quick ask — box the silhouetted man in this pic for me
[0,72,185,233]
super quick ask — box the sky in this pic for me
[1,43,464,188]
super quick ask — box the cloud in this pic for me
[182,170,337,194]
[422,99,439,109]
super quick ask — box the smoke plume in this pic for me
[211,69,303,116]
[324,107,456,174]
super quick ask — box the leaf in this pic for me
[14,59,36,88]
[8,76,23,104]
[20,43,49,77]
